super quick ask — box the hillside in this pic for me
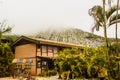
[35,28,105,47]
[4,27,118,47]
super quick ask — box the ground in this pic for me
[0,77,48,80]
[0,76,59,80]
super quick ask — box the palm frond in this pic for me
[109,14,120,26]
[91,23,100,32]
[89,5,104,32]
[106,5,120,20]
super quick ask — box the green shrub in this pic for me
[38,69,57,77]
[38,71,47,77]
[48,69,57,76]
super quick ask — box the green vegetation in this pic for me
[2,35,19,43]
[0,43,14,77]
[0,21,14,77]
[38,69,57,77]
[57,45,120,79]
[89,0,120,79]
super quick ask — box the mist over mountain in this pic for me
[35,27,105,47]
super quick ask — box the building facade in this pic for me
[12,36,82,75]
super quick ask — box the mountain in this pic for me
[35,28,106,47]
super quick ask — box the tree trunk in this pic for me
[102,0,109,61]
[102,0,110,79]
[102,0,108,48]
[115,0,119,48]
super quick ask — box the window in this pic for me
[37,45,41,51]
[37,61,41,68]
[42,46,47,53]
[42,61,47,66]
[59,47,63,51]
[53,47,58,54]
[16,64,22,69]
[42,61,47,69]
[37,61,47,69]
[48,46,53,53]
[24,64,31,69]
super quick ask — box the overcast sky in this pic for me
[0,0,119,38]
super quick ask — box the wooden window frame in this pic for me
[37,60,47,69]
[48,46,53,53]
[42,45,47,53]
[53,47,58,54]
[37,61,41,68]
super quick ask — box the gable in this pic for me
[11,36,39,48]
[15,39,36,46]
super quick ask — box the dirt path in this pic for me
[0,77,48,80]
[0,76,59,80]
[0,77,19,80]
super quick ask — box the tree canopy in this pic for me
[0,20,14,77]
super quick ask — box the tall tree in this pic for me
[103,0,108,48]
[115,0,119,52]
[89,1,120,79]
[89,2,120,47]
[0,20,13,77]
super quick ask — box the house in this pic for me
[12,36,83,75]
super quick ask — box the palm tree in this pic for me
[88,0,107,48]
[108,0,120,79]
[88,2,120,61]
[89,1,120,79]
[103,0,108,48]
[89,3,120,48]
